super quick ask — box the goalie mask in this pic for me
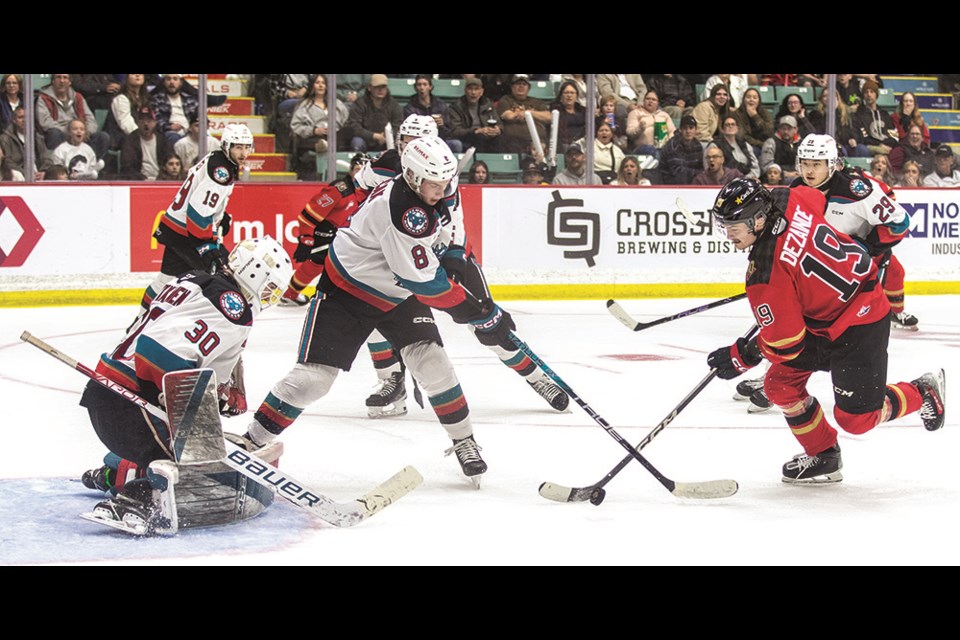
[227,235,293,310]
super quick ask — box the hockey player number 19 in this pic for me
[800,224,872,302]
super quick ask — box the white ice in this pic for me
[1,296,957,566]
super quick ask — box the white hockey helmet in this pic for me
[227,235,293,311]
[796,134,838,186]
[221,123,254,157]
[398,114,438,142]
[401,135,458,191]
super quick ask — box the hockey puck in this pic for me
[589,489,606,506]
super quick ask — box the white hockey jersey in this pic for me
[160,149,238,243]
[96,271,254,403]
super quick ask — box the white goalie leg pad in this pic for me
[401,340,473,441]
[147,439,284,533]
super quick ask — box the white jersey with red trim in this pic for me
[161,149,238,242]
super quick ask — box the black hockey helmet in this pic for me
[710,177,773,231]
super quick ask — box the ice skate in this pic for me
[733,376,764,401]
[445,434,487,489]
[527,374,570,412]
[280,290,309,306]
[747,387,773,413]
[79,492,155,535]
[81,465,113,493]
[913,369,946,431]
[366,371,407,418]
[782,443,843,484]
[891,310,919,331]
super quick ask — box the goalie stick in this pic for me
[539,324,758,505]
[606,293,747,332]
[19,331,423,528]
[507,331,737,501]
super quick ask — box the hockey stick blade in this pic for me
[20,331,423,528]
[676,196,710,228]
[606,294,747,332]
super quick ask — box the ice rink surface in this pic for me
[1,295,957,566]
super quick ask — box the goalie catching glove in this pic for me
[293,219,338,264]
[707,336,763,380]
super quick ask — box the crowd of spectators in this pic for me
[2,73,959,187]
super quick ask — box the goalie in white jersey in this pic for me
[79,237,293,534]
[244,136,506,485]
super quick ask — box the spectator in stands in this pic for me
[174,113,220,169]
[593,119,625,184]
[615,155,651,186]
[150,74,199,146]
[479,74,513,103]
[852,80,898,155]
[597,93,628,151]
[892,92,930,146]
[552,143,587,185]
[713,114,760,178]
[889,123,935,177]
[104,74,150,151]
[762,162,784,186]
[157,154,187,181]
[0,106,48,178]
[760,115,801,181]
[691,142,744,185]
[345,74,403,153]
[43,164,69,181]
[274,74,311,118]
[923,146,960,187]
[447,77,502,154]
[0,74,24,130]
[797,74,827,90]
[626,89,675,157]
[36,74,110,162]
[403,74,460,152]
[775,93,817,141]
[807,89,870,158]
[701,74,749,109]
[467,160,490,184]
[869,153,895,186]
[659,115,704,185]
[336,74,369,104]
[70,74,121,111]
[894,160,924,187]
[760,74,798,87]
[733,87,774,157]
[497,74,551,155]
[521,160,549,185]
[119,106,175,181]
[0,144,24,182]
[596,74,646,118]
[692,84,732,143]
[51,118,104,180]
[550,81,588,154]
[560,74,588,107]
[835,74,863,110]
[290,74,349,180]
[646,74,696,124]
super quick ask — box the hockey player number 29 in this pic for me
[800,224,872,302]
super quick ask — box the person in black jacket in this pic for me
[659,115,703,184]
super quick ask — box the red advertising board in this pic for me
[129,183,486,272]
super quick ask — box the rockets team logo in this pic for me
[213,166,231,184]
[401,207,430,237]
[849,178,872,198]
[219,291,247,319]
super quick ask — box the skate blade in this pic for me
[781,471,843,485]
[467,475,482,490]
[367,400,408,419]
[747,403,773,414]
[732,392,751,401]
[79,511,149,535]
[892,324,920,332]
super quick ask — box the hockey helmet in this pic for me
[221,123,254,158]
[711,177,773,233]
[401,135,458,191]
[227,235,293,311]
[397,114,438,152]
[796,134,838,187]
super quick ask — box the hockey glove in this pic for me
[219,385,248,416]
[220,212,232,237]
[707,337,763,380]
[440,246,467,284]
[470,301,516,349]
[197,242,226,273]
[295,220,338,264]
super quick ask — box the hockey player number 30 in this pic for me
[800,224,872,302]
[184,320,221,355]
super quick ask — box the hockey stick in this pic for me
[540,323,758,504]
[19,331,423,528]
[676,195,710,228]
[507,331,737,501]
[606,293,747,332]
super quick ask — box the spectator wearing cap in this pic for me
[36,73,111,162]
[496,74,551,155]
[889,122,935,178]
[521,160,550,185]
[402,74,461,153]
[447,76,502,153]
[345,73,403,152]
[691,84,733,144]
[659,115,705,185]
[552,144,587,185]
[595,74,647,118]
[923,146,960,187]
[150,74,200,145]
[760,115,800,181]
[852,79,898,155]
[119,106,175,180]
